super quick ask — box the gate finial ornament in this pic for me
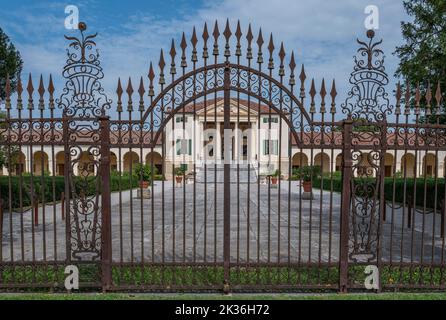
[59,22,111,118]
[342,30,391,122]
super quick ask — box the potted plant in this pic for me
[295,165,321,193]
[174,167,186,185]
[270,169,280,185]
[133,163,154,189]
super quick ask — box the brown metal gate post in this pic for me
[223,62,231,293]
[99,116,112,291]
[63,115,71,265]
[339,118,352,293]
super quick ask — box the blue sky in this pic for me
[1,0,410,117]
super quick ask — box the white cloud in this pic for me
[3,0,409,117]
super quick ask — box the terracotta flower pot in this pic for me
[271,177,278,185]
[139,181,150,189]
[175,176,183,184]
[303,180,312,193]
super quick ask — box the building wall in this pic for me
[3,110,445,180]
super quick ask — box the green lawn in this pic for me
[1,293,446,300]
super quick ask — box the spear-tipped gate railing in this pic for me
[0,21,445,293]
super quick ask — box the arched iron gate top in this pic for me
[139,20,325,119]
[137,20,340,149]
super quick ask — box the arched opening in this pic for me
[33,151,49,175]
[423,153,436,177]
[292,152,308,173]
[78,151,95,177]
[110,152,118,172]
[314,152,330,173]
[123,151,139,173]
[146,152,163,174]
[335,154,342,172]
[56,151,65,176]
[143,67,308,150]
[401,153,415,178]
[11,151,26,176]
[384,153,394,177]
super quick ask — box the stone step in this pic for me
[196,164,258,183]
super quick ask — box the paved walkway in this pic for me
[1,180,446,264]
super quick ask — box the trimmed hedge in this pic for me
[0,175,138,210]
[0,176,65,210]
[312,176,445,209]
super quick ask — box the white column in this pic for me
[216,122,221,161]
[416,151,423,176]
[251,122,257,164]
[48,158,53,176]
[234,122,239,162]
[26,146,32,173]
[200,121,204,165]
[120,152,126,173]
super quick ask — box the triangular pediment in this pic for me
[196,98,259,117]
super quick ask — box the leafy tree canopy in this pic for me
[0,27,23,100]
[394,0,446,122]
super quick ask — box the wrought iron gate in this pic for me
[0,22,446,292]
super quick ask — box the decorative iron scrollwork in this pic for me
[341,30,391,122]
[58,22,111,118]
[344,30,390,263]
[145,64,305,145]
[349,150,382,262]
[57,23,111,261]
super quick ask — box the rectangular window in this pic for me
[262,117,278,124]
[176,116,188,123]
[263,139,279,155]
[176,139,192,155]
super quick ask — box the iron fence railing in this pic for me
[0,22,445,292]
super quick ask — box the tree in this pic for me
[394,0,446,122]
[0,111,20,171]
[0,27,23,100]
[0,28,22,171]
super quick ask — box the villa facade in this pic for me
[4,98,445,179]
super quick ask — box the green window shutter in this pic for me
[176,139,181,155]
[263,140,268,155]
[263,117,268,123]
[188,139,192,155]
